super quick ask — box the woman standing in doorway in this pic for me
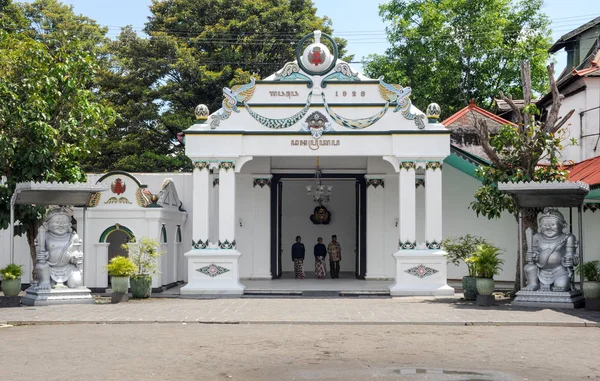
[291,236,305,279]
[314,237,327,279]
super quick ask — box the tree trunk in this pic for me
[513,208,538,296]
[26,222,39,282]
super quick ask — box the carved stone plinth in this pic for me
[0,296,21,308]
[180,249,245,296]
[389,250,454,296]
[512,290,584,309]
[21,287,94,306]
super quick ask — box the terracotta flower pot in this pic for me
[476,278,495,296]
[130,276,152,299]
[1,278,21,297]
[462,276,478,301]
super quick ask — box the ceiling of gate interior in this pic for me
[270,156,367,170]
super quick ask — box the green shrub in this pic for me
[442,235,486,277]
[105,256,136,277]
[466,243,505,279]
[123,237,164,278]
[0,263,23,280]
[576,261,600,282]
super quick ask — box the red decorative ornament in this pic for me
[111,178,126,195]
[308,47,325,66]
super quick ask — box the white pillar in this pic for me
[390,159,453,296]
[218,161,236,248]
[398,161,416,249]
[192,161,210,248]
[365,176,386,279]
[251,175,272,279]
[425,161,443,249]
[181,159,244,296]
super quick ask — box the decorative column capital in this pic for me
[253,178,272,188]
[192,238,209,249]
[193,161,210,171]
[415,179,425,188]
[365,178,385,189]
[399,240,417,250]
[425,161,443,171]
[399,161,416,171]
[218,161,235,172]
[426,241,441,249]
[218,239,236,249]
[213,178,219,187]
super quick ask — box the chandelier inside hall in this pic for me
[306,157,332,205]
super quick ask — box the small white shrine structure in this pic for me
[181,31,454,296]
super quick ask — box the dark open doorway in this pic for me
[270,173,366,279]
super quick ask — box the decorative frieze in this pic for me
[415,179,425,188]
[584,203,600,213]
[253,178,271,188]
[192,239,208,250]
[218,239,236,250]
[399,240,417,250]
[366,179,385,189]
[426,161,443,171]
[426,241,441,250]
[193,161,210,171]
[196,264,230,277]
[218,162,235,172]
[405,264,438,278]
[400,161,416,171]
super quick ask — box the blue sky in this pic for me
[32,0,600,74]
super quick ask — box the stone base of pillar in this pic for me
[389,250,454,296]
[180,249,245,296]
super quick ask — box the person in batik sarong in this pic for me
[291,235,305,279]
[314,237,327,279]
[327,235,342,279]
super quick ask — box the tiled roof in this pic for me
[568,156,600,187]
[442,99,516,128]
[549,16,600,53]
[572,48,600,77]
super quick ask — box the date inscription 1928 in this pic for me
[335,91,366,97]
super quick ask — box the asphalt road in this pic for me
[0,324,598,380]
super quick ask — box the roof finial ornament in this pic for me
[426,103,441,123]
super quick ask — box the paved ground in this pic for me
[1,324,599,380]
[1,296,600,326]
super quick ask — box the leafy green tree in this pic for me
[86,0,352,172]
[0,1,116,268]
[470,62,575,294]
[364,0,551,117]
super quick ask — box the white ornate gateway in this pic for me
[181,31,454,296]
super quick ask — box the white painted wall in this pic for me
[280,179,356,274]
[551,77,600,163]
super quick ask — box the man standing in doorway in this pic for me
[328,235,341,279]
[291,236,305,279]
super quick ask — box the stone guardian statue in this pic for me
[34,207,84,289]
[523,208,578,292]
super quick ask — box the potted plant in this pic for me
[105,256,136,298]
[0,263,23,297]
[468,242,504,297]
[442,235,485,300]
[123,237,163,299]
[576,261,600,303]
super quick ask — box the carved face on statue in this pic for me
[540,217,563,239]
[537,208,567,239]
[47,214,71,236]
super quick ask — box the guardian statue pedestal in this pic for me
[22,207,93,306]
[513,208,584,309]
